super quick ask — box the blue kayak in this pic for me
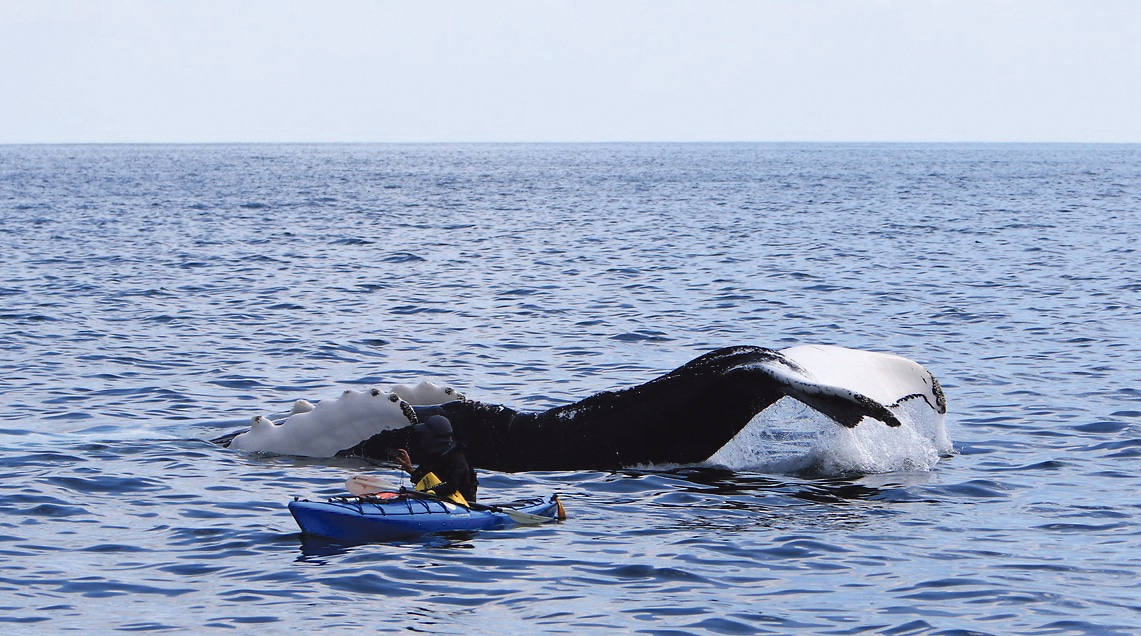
[288,493,565,542]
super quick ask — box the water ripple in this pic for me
[1,143,1139,634]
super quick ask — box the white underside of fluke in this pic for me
[776,344,942,413]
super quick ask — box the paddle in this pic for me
[344,474,561,525]
[345,474,400,496]
[484,502,561,526]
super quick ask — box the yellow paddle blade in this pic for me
[414,472,468,506]
[413,472,442,492]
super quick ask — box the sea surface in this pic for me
[1,143,1138,634]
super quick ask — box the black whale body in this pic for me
[334,346,942,472]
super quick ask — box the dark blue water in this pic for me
[1,144,1139,634]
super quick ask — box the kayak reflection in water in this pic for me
[396,415,479,504]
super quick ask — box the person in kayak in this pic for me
[396,415,479,504]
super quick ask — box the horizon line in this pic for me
[4,139,1141,147]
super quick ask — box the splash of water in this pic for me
[708,397,952,477]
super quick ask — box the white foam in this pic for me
[708,397,951,477]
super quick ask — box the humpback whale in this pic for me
[214,345,946,473]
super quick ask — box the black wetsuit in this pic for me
[411,445,478,503]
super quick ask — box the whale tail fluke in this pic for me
[745,344,943,429]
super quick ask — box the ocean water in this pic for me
[1,143,1139,634]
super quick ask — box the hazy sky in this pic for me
[3,0,1139,144]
